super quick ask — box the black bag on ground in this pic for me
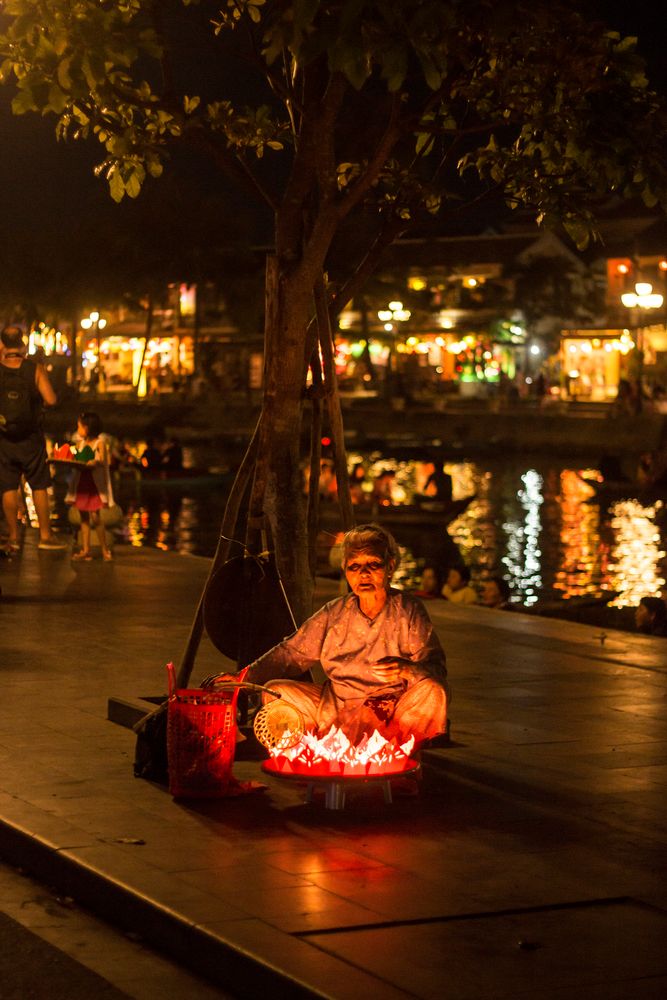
[133,701,168,783]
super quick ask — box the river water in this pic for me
[103,444,666,612]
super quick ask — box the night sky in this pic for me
[0,85,102,241]
[0,2,664,268]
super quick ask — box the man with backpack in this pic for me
[0,325,66,553]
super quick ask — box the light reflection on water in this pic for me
[553,470,606,602]
[607,500,666,607]
[505,470,543,607]
[105,450,666,609]
[441,464,546,606]
[120,493,203,555]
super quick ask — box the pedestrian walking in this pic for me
[0,325,65,553]
[66,411,114,561]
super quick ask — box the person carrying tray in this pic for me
[66,411,115,561]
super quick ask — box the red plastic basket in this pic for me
[166,663,247,798]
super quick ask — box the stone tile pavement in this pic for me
[1,534,666,998]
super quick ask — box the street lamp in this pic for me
[80,311,107,391]
[620,282,664,311]
[620,282,664,411]
[377,300,411,332]
[377,301,412,403]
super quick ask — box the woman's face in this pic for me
[345,549,394,599]
[421,567,439,594]
[447,568,464,591]
[635,603,651,632]
[481,580,502,607]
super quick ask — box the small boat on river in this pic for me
[318,494,475,529]
[114,466,233,490]
[579,474,667,506]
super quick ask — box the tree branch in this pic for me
[334,93,402,221]
[313,71,348,202]
[331,215,409,318]
[183,124,280,213]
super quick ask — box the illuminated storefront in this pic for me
[333,324,522,394]
[77,322,193,397]
[20,316,194,396]
[560,326,667,400]
[29,323,70,357]
[560,330,629,400]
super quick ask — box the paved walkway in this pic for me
[1,535,666,998]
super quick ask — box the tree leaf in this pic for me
[57,57,73,91]
[48,83,68,114]
[109,168,126,203]
[416,132,434,156]
[11,86,36,114]
[183,95,200,114]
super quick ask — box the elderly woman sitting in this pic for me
[245,523,448,747]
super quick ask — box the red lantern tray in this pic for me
[262,755,420,780]
[261,755,421,809]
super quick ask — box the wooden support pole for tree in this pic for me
[134,296,153,397]
[175,418,261,689]
[314,274,354,532]
[306,345,323,578]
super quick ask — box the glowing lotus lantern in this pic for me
[264,726,418,781]
[254,696,420,808]
[262,724,416,777]
[260,725,420,810]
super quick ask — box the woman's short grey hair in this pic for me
[342,523,401,570]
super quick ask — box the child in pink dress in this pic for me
[66,411,114,561]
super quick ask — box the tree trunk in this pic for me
[248,256,314,623]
